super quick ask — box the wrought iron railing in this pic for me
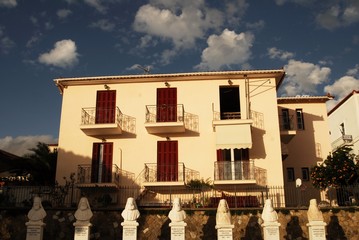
[213,111,242,120]
[81,107,136,134]
[331,135,353,150]
[143,162,200,183]
[278,114,295,131]
[77,164,135,187]
[214,160,266,184]
[145,104,199,132]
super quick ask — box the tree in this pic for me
[23,142,57,185]
[311,146,358,189]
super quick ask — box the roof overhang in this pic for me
[54,69,286,94]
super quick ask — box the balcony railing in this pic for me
[143,162,200,183]
[331,135,353,150]
[145,104,199,132]
[77,164,135,188]
[213,111,241,120]
[214,160,266,185]
[279,114,295,131]
[81,107,136,134]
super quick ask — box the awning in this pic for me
[216,124,252,149]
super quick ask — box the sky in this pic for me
[0,0,358,156]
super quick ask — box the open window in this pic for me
[219,86,241,119]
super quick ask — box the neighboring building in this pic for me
[277,96,333,205]
[54,69,287,206]
[328,90,359,156]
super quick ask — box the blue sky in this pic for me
[0,0,358,155]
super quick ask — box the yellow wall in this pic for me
[56,74,284,186]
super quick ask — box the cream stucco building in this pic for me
[278,96,333,205]
[54,69,332,207]
[328,90,359,156]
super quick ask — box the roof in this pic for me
[54,69,286,94]
[277,95,334,104]
[327,90,359,116]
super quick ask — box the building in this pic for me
[54,69,290,206]
[277,95,333,205]
[328,90,359,156]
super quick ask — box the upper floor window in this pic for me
[296,109,304,130]
[340,122,345,135]
[219,86,241,120]
[281,108,291,130]
[96,90,116,124]
[157,88,177,122]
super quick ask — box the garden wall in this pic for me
[0,207,358,239]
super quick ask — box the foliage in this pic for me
[311,146,358,189]
[22,142,58,185]
[51,173,76,207]
[186,178,213,189]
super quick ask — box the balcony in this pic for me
[142,162,200,192]
[279,114,296,143]
[144,104,199,134]
[213,161,267,188]
[331,135,353,150]
[80,107,136,137]
[77,164,135,189]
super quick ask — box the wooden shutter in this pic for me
[156,88,177,122]
[91,143,101,183]
[157,141,178,181]
[91,142,113,183]
[95,90,116,124]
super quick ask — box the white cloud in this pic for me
[84,0,107,14]
[0,135,57,156]
[195,29,254,71]
[324,75,359,110]
[347,64,359,76]
[0,0,17,8]
[38,39,79,68]
[57,9,72,19]
[280,59,331,96]
[133,2,223,49]
[90,19,115,32]
[267,47,294,60]
[245,20,265,30]
[316,1,359,30]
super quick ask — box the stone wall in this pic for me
[0,207,358,239]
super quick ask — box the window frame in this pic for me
[287,167,295,182]
[296,108,305,130]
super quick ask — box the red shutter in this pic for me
[102,143,113,182]
[91,143,101,183]
[156,88,177,122]
[157,141,178,181]
[91,142,113,183]
[95,90,116,123]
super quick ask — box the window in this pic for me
[296,109,304,130]
[287,168,295,182]
[95,90,116,124]
[157,141,178,181]
[157,88,177,122]
[340,122,345,135]
[216,148,250,180]
[91,142,113,183]
[281,108,291,130]
[219,86,241,119]
[302,168,310,181]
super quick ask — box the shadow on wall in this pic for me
[158,218,171,240]
[285,216,307,240]
[242,216,262,240]
[327,215,347,240]
[203,215,216,239]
